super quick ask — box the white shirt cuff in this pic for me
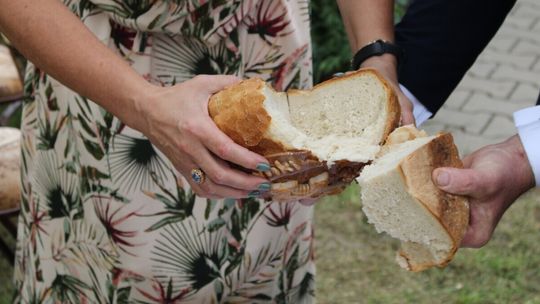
[514,105,540,187]
[399,84,433,126]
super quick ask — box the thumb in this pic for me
[432,167,484,196]
[195,74,241,93]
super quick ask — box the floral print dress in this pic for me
[13,0,314,303]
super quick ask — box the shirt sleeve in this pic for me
[399,84,433,127]
[514,105,540,187]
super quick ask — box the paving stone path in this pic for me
[421,0,540,156]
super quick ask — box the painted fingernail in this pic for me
[333,72,345,77]
[248,190,261,198]
[256,163,271,172]
[258,183,271,191]
[436,171,450,187]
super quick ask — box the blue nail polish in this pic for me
[248,190,261,198]
[256,163,271,172]
[258,183,271,191]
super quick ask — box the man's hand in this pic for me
[432,135,535,247]
[360,54,415,125]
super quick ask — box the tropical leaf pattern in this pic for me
[14,0,314,302]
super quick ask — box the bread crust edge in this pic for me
[398,133,470,271]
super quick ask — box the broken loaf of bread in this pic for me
[358,125,470,271]
[208,68,400,202]
[209,70,469,271]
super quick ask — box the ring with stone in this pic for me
[190,168,206,184]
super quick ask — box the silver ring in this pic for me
[190,168,206,184]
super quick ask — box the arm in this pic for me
[0,0,148,127]
[336,0,414,124]
[336,0,395,52]
[0,0,270,199]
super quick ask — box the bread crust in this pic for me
[208,69,399,202]
[369,69,400,144]
[209,78,282,155]
[398,133,470,271]
[0,128,21,211]
[0,45,23,102]
[209,69,400,155]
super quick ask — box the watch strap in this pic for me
[351,39,404,70]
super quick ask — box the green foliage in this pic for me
[311,0,410,83]
[395,0,411,21]
[310,0,351,83]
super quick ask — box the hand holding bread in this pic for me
[433,135,535,248]
[209,70,470,271]
[136,75,270,199]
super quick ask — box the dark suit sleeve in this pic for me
[395,0,516,115]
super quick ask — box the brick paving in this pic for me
[421,0,540,156]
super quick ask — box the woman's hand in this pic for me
[133,75,271,199]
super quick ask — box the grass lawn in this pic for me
[1,187,539,303]
[0,216,15,304]
[315,185,540,303]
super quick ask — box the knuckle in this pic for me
[179,120,199,136]
[177,141,190,153]
[197,190,213,199]
[206,189,218,198]
[460,175,475,192]
[198,183,211,193]
[216,142,231,158]
[210,170,226,184]
[192,188,205,197]
[470,231,491,248]
[193,74,208,82]
[483,179,500,196]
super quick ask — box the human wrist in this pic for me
[352,39,403,71]
[505,135,536,192]
[360,53,397,71]
[359,54,399,83]
[360,53,397,68]
[117,80,158,134]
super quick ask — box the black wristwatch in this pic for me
[351,39,405,70]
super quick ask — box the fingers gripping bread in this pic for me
[209,69,400,202]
